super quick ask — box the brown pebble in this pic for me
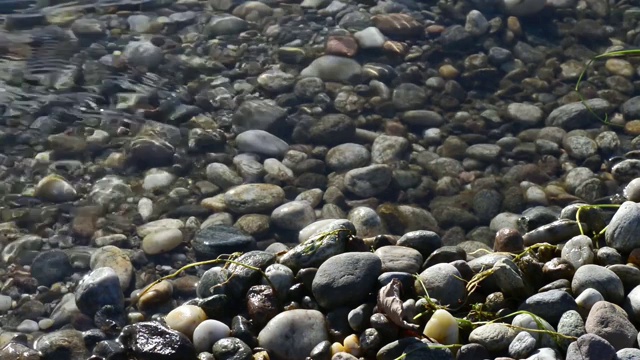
[137,280,173,311]
[627,248,640,267]
[372,13,423,36]
[493,228,524,253]
[425,24,445,34]
[542,257,575,281]
[171,275,199,298]
[247,285,279,328]
[382,41,407,56]
[325,35,358,57]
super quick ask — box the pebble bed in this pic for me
[2,0,640,359]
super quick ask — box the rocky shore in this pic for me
[2,0,640,359]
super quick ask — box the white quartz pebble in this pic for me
[423,309,459,345]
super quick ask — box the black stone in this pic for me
[118,322,196,360]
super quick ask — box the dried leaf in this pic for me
[377,278,419,331]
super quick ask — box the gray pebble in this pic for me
[312,252,382,309]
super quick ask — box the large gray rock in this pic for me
[605,201,640,253]
[312,252,382,309]
[585,301,637,351]
[572,264,624,304]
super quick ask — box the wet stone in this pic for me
[192,225,257,260]
[75,267,124,317]
[118,322,196,360]
[34,329,89,360]
[30,249,72,287]
[211,337,252,360]
[224,184,285,214]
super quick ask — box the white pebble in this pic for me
[138,197,154,221]
[423,309,459,345]
[141,228,184,255]
[575,288,604,311]
[192,319,231,353]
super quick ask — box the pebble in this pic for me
[585,301,637,350]
[374,246,423,274]
[422,309,458,345]
[193,319,231,353]
[142,228,184,255]
[576,288,604,312]
[89,245,134,290]
[469,323,517,353]
[30,249,73,286]
[344,164,393,197]
[565,333,616,360]
[191,225,257,259]
[224,184,285,214]
[605,201,640,253]
[75,267,124,317]
[509,331,537,359]
[33,174,77,203]
[236,130,289,157]
[561,234,594,269]
[415,263,466,307]
[312,252,382,309]
[258,309,329,360]
[0,295,12,312]
[572,264,624,304]
[271,201,316,231]
[119,322,196,359]
[300,55,362,82]
[165,304,207,339]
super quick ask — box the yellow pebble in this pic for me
[343,334,361,357]
[165,305,207,338]
[330,342,346,356]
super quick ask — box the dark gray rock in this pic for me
[312,252,382,309]
[191,225,257,260]
[31,249,73,286]
[545,98,610,130]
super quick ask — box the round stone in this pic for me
[224,184,285,214]
[165,305,207,338]
[142,228,184,255]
